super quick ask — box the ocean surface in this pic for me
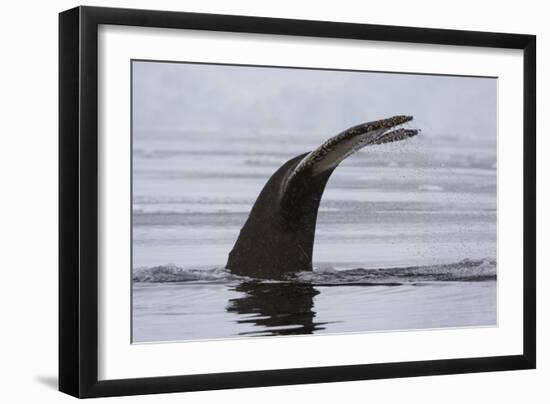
[132,128,497,343]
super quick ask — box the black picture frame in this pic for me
[59,5,536,398]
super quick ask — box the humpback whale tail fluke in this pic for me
[227,115,419,279]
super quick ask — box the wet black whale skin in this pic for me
[227,152,335,280]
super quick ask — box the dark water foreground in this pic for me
[132,259,496,342]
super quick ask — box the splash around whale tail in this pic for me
[134,258,496,284]
[226,116,419,279]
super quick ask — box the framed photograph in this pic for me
[59,6,536,398]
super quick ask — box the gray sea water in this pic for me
[132,127,497,343]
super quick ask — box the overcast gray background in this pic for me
[132,61,496,141]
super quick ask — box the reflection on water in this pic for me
[131,259,498,342]
[226,282,329,336]
[132,260,497,342]
[132,277,497,343]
